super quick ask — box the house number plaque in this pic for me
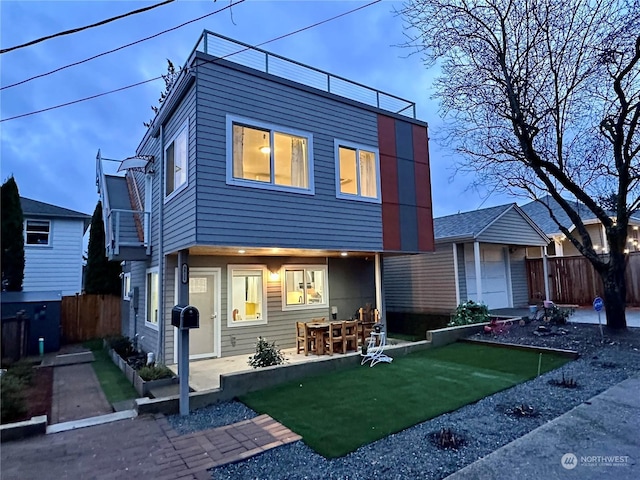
[181,263,189,284]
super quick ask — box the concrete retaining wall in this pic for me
[0,415,47,443]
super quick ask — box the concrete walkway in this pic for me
[446,376,640,480]
[1,413,301,480]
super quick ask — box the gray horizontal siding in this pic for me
[509,248,529,307]
[195,61,383,251]
[478,208,548,246]
[384,243,457,313]
[128,260,159,359]
[163,255,333,361]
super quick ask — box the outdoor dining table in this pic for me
[305,322,330,355]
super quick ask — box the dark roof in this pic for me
[520,195,640,236]
[20,197,91,231]
[434,203,513,240]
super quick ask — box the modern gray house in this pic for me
[96,31,434,364]
[384,203,549,314]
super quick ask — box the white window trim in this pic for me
[227,264,268,327]
[164,120,189,202]
[334,139,382,204]
[145,267,159,330]
[225,114,315,195]
[281,264,329,312]
[123,272,131,300]
[24,219,52,247]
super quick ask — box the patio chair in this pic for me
[343,320,359,352]
[296,321,315,356]
[358,306,380,345]
[325,321,345,355]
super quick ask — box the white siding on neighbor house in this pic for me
[384,243,458,313]
[23,218,85,296]
[478,208,548,246]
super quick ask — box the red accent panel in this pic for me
[414,162,431,208]
[417,206,435,251]
[382,203,401,251]
[377,114,396,157]
[412,124,429,164]
[380,154,399,204]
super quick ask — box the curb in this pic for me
[0,415,47,443]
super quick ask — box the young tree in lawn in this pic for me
[84,201,121,295]
[1,176,25,291]
[400,0,639,329]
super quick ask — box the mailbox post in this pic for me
[172,305,199,415]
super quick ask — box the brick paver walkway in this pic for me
[1,413,301,480]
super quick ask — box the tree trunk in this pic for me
[600,254,627,330]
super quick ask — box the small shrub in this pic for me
[1,375,27,423]
[106,335,136,358]
[548,306,575,325]
[448,300,490,326]
[430,428,466,450]
[248,337,285,368]
[137,364,175,381]
[549,373,579,389]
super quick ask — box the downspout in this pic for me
[157,125,165,363]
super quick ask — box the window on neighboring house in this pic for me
[226,115,314,194]
[282,265,328,310]
[123,272,131,300]
[228,265,267,326]
[165,122,188,198]
[146,268,159,328]
[25,220,51,246]
[335,140,380,202]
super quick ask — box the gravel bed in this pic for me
[173,323,640,480]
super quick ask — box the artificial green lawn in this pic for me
[83,340,138,403]
[240,342,570,458]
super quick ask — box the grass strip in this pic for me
[240,342,569,458]
[84,340,138,403]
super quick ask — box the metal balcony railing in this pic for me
[192,30,417,119]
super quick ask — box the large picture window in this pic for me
[165,122,188,198]
[25,219,51,246]
[282,265,328,310]
[335,140,380,202]
[228,265,267,327]
[226,115,314,194]
[146,268,159,328]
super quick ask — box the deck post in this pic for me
[177,249,190,416]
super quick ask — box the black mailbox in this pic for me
[171,305,199,329]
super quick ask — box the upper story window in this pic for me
[282,265,328,311]
[25,219,51,246]
[226,115,314,195]
[146,267,159,329]
[334,140,381,203]
[165,122,188,199]
[228,265,267,327]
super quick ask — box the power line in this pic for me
[1,0,245,91]
[0,0,175,55]
[0,0,382,123]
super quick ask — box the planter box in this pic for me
[104,346,176,398]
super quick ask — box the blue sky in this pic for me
[1,0,514,219]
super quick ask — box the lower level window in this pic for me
[146,268,159,327]
[228,266,267,326]
[282,265,327,310]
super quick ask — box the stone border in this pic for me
[0,415,47,443]
[459,338,580,359]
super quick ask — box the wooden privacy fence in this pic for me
[61,294,121,343]
[526,252,640,307]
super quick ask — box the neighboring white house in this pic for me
[20,197,90,296]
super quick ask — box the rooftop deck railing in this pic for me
[193,30,416,119]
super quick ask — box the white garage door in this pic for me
[464,244,511,309]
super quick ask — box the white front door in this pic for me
[174,267,221,362]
